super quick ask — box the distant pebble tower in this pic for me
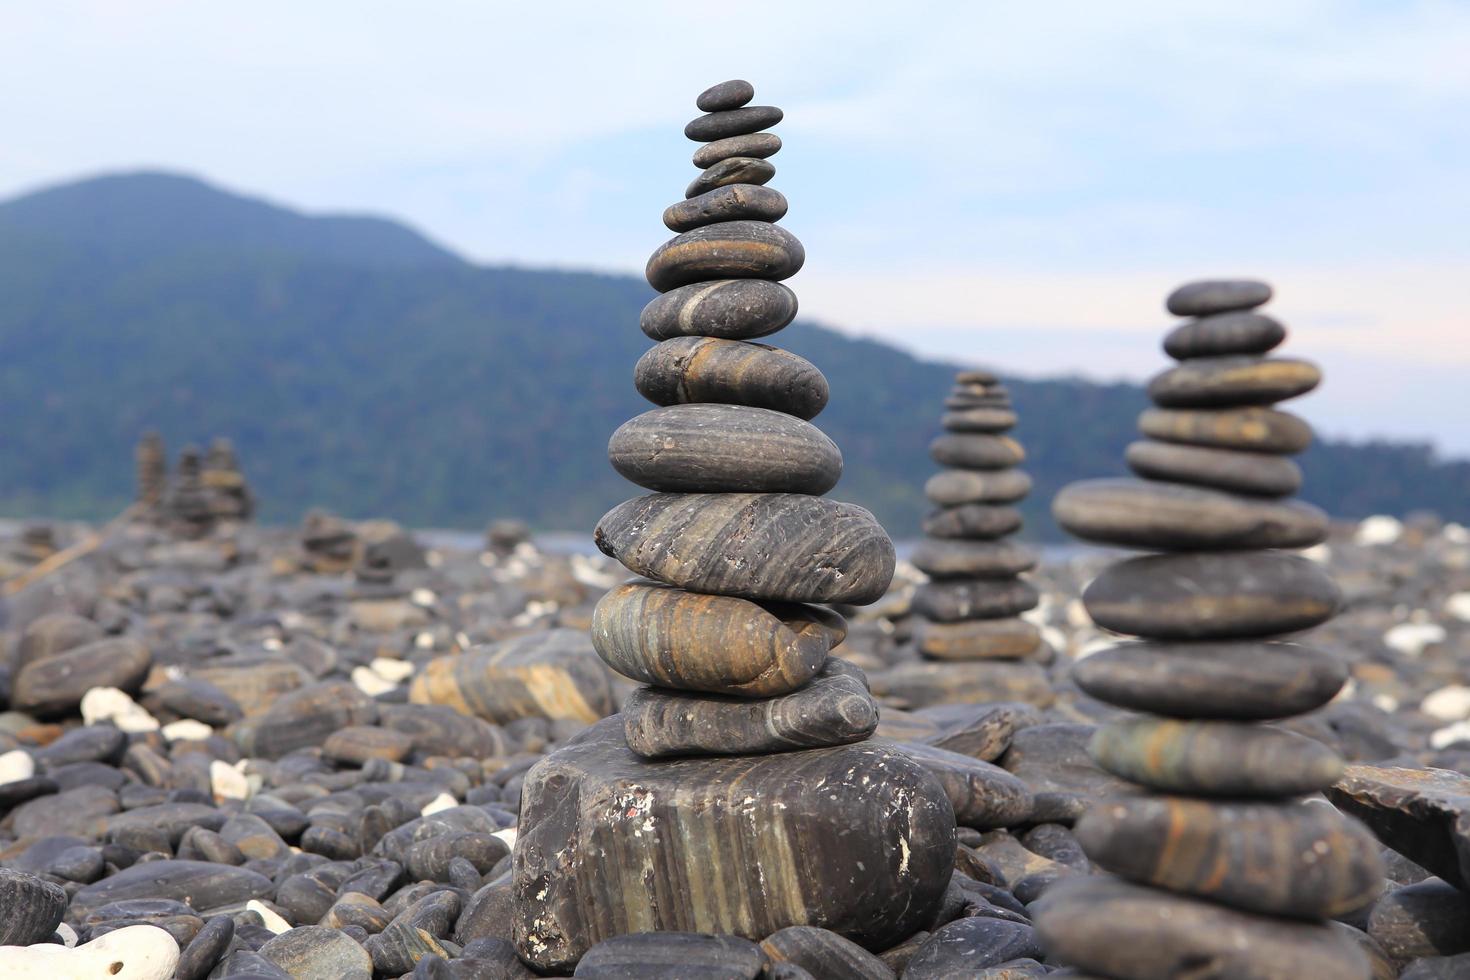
[134,431,167,516]
[1035,280,1383,978]
[511,80,956,971]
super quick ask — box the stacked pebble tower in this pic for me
[911,370,1042,664]
[1035,280,1384,978]
[511,80,956,971]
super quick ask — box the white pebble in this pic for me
[1423,686,1470,722]
[0,923,179,979]
[210,759,250,801]
[80,687,159,732]
[493,827,518,849]
[371,657,415,683]
[1385,622,1447,657]
[1300,543,1331,564]
[1355,515,1403,546]
[411,587,437,607]
[1371,693,1400,714]
[1431,719,1470,750]
[421,792,458,817]
[1445,523,1469,544]
[1445,592,1470,623]
[352,665,398,696]
[414,631,435,650]
[245,900,291,935]
[161,719,214,742]
[55,923,77,948]
[0,749,35,785]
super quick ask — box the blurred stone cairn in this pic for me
[1035,280,1386,977]
[509,79,958,971]
[134,433,254,533]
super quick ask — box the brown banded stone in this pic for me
[916,618,1042,661]
[759,926,894,980]
[1139,406,1313,454]
[665,183,788,232]
[1164,310,1286,360]
[897,742,1035,829]
[577,932,765,979]
[1076,796,1382,918]
[913,579,1039,622]
[1125,439,1303,497]
[910,539,1038,579]
[693,132,782,168]
[941,408,1018,433]
[697,79,755,112]
[1165,279,1272,317]
[1034,876,1370,980]
[647,221,805,292]
[1083,552,1340,639]
[595,493,895,604]
[608,404,842,494]
[623,659,877,757]
[1073,640,1346,719]
[1148,355,1321,407]
[929,433,1024,470]
[921,503,1024,539]
[641,279,799,341]
[1090,718,1345,796]
[955,369,999,385]
[512,718,955,969]
[410,629,615,725]
[924,470,1032,506]
[1052,478,1328,551]
[868,661,1054,710]
[685,105,784,142]
[590,580,842,697]
[685,158,775,199]
[945,394,1010,410]
[634,337,829,420]
[1327,765,1470,891]
[921,701,1042,761]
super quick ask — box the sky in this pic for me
[3,1,1468,453]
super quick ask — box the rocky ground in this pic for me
[0,510,1467,978]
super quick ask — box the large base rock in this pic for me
[512,717,955,970]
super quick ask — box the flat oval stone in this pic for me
[70,860,275,919]
[577,931,765,979]
[1083,552,1340,639]
[13,612,104,672]
[12,637,152,715]
[1090,718,1345,796]
[258,925,373,980]
[608,405,842,494]
[647,221,805,292]
[910,539,1037,579]
[685,158,776,199]
[590,581,841,697]
[1053,478,1328,550]
[941,408,1017,433]
[1164,310,1286,359]
[409,628,614,725]
[1076,796,1382,918]
[665,183,788,232]
[1034,876,1370,980]
[642,278,798,341]
[905,917,1044,976]
[693,132,781,168]
[696,79,755,112]
[921,504,1024,539]
[915,619,1041,661]
[512,718,955,970]
[929,434,1024,470]
[623,659,877,757]
[1139,406,1313,454]
[685,105,784,141]
[897,742,1034,829]
[1073,640,1346,719]
[924,470,1032,506]
[760,926,892,980]
[1149,355,1321,408]
[913,579,1039,622]
[868,662,1054,711]
[1165,279,1272,317]
[595,493,895,604]
[635,337,829,420]
[1125,439,1302,497]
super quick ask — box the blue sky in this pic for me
[4,1,1467,452]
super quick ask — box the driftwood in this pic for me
[1,504,139,597]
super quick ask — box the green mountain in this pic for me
[2,172,1466,538]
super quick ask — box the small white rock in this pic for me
[1444,523,1469,544]
[1385,622,1448,657]
[371,657,416,683]
[210,758,250,801]
[56,922,78,948]
[410,587,437,607]
[352,665,398,697]
[493,827,517,849]
[1445,592,1470,623]
[161,719,214,742]
[1431,719,1470,750]
[1423,686,1470,722]
[1355,515,1403,546]
[1300,543,1331,564]
[0,923,180,979]
[0,748,35,785]
[1372,693,1401,714]
[421,792,458,817]
[414,631,435,650]
[262,637,284,651]
[80,687,160,732]
[245,900,291,935]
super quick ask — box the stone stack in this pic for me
[163,446,214,538]
[1036,280,1384,977]
[134,430,167,516]
[201,437,255,522]
[512,80,956,972]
